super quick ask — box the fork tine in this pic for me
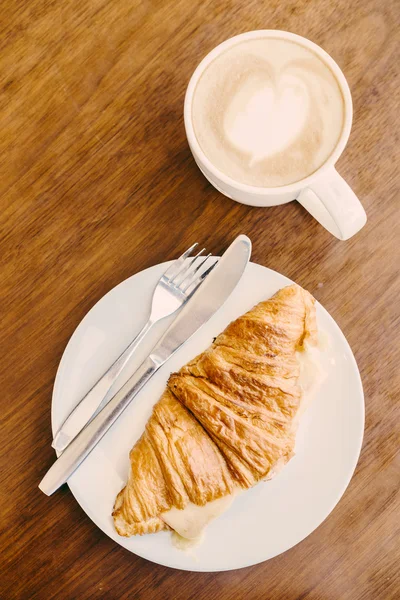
[181,242,199,259]
[162,243,199,279]
[182,258,219,294]
[178,253,212,290]
[168,248,206,284]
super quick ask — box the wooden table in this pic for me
[1,0,399,598]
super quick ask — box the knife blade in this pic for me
[39,234,251,496]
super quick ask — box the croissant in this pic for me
[113,284,318,538]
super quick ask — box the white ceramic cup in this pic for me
[184,30,367,240]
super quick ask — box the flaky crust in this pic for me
[112,284,317,536]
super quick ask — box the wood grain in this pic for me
[1,0,399,598]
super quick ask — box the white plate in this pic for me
[52,262,364,572]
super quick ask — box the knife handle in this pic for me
[39,356,158,496]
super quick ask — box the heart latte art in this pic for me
[192,38,345,187]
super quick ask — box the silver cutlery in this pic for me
[39,234,251,495]
[52,243,217,453]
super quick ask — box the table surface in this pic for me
[1,0,399,598]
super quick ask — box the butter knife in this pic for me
[39,234,251,496]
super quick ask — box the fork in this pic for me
[52,244,217,453]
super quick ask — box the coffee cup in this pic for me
[184,30,366,240]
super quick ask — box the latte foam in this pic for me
[192,37,345,187]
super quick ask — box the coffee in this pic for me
[191,37,345,187]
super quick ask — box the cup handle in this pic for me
[297,168,367,240]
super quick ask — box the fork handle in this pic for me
[52,319,154,453]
